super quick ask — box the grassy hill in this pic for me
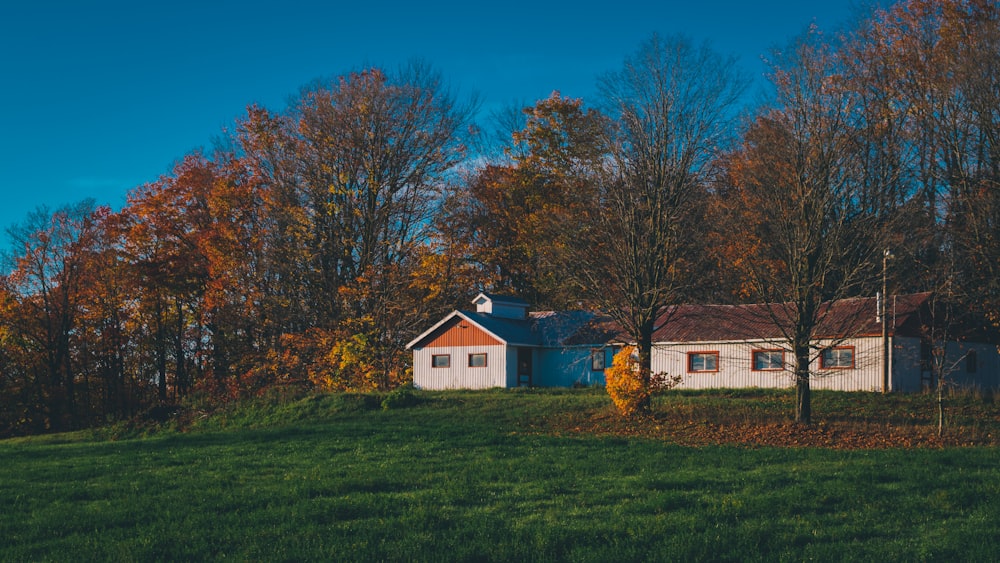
[2,388,999,561]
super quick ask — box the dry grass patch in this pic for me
[543,389,1000,449]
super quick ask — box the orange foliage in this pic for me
[604,346,681,417]
[604,347,649,417]
[230,328,410,398]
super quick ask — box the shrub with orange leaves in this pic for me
[605,346,649,417]
[605,346,682,417]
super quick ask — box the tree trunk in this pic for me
[637,323,654,413]
[155,297,168,402]
[174,300,186,400]
[795,343,811,424]
[937,377,944,437]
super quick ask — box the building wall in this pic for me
[651,337,887,392]
[891,336,924,392]
[506,348,519,388]
[409,313,999,392]
[536,347,607,387]
[413,344,507,390]
[421,317,501,347]
[946,341,1000,389]
[889,337,1000,392]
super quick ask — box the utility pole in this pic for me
[882,249,893,394]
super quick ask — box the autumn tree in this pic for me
[443,93,607,309]
[568,35,746,411]
[232,104,314,344]
[717,27,902,423]
[63,206,147,421]
[1,200,102,430]
[872,0,1000,327]
[121,153,221,402]
[234,62,473,390]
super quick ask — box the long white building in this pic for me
[407,293,1000,392]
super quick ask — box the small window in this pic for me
[688,352,719,373]
[967,349,978,374]
[432,354,450,368]
[753,350,784,371]
[468,353,487,368]
[821,347,854,369]
[591,349,606,371]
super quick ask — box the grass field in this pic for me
[2,388,999,561]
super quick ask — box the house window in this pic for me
[821,347,854,369]
[608,346,621,366]
[468,353,488,368]
[591,349,606,371]
[688,352,719,373]
[967,349,978,374]
[753,350,784,371]
[432,354,450,368]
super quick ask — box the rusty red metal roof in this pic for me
[649,293,935,343]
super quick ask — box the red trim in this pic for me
[687,351,719,373]
[468,353,488,368]
[751,349,785,371]
[820,346,855,369]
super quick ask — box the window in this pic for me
[591,349,606,371]
[468,353,487,367]
[753,350,784,371]
[688,352,719,373]
[967,349,978,374]
[431,354,450,368]
[821,347,854,369]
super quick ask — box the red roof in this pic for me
[649,293,934,343]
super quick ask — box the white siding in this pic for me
[651,337,887,392]
[811,338,883,392]
[413,344,507,390]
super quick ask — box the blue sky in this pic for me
[0,0,874,243]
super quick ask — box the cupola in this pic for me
[472,292,529,320]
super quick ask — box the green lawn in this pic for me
[2,389,999,561]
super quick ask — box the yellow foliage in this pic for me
[605,346,682,417]
[604,346,649,417]
[239,329,400,395]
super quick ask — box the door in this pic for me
[517,347,533,387]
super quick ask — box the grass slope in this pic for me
[2,389,999,561]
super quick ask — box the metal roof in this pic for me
[649,293,934,343]
[407,309,613,349]
[409,293,998,350]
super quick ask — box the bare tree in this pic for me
[568,34,747,410]
[717,27,899,423]
[864,0,1000,322]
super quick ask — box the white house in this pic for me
[406,293,616,390]
[407,292,1000,392]
[649,293,999,392]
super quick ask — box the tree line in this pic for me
[2,0,998,433]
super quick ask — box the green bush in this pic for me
[381,385,419,410]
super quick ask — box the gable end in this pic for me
[419,317,502,348]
